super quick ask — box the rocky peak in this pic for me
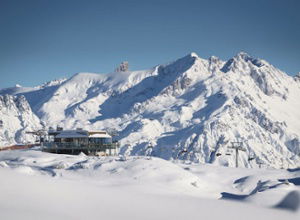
[208,56,224,72]
[115,61,129,72]
[189,52,199,58]
[294,72,300,81]
[221,52,265,73]
[236,51,251,60]
[208,55,220,63]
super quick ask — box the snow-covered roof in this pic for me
[89,133,112,138]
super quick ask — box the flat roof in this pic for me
[49,129,112,139]
[55,130,88,138]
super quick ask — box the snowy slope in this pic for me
[1,52,299,168]
[0,150,299,219]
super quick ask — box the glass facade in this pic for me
[89,137,112,144]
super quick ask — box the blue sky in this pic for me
[0,0,299,88]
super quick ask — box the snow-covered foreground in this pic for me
[0,149,299,220]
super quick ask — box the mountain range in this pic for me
[1,52,299,168]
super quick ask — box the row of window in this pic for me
[52,137,112,144]
[89,138,112,144]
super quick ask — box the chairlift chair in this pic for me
[35,137,40,143]
[248,153,255,161]
[225,149,232,156]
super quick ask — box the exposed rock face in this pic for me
[0,95,41,146]
[294,72,300,82]
[115,61,129,72]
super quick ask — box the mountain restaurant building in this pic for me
[42,128,119,156]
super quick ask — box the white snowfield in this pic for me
[0,149,299,220]
[0,52,300,168]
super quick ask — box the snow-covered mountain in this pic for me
[0,95,42,146]
[1,52,299,168]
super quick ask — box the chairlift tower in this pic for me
[176,148,188,163]
[146,143,154,159]
[257,160,264,169]
[228,142,246,168]
[26,129,47,144]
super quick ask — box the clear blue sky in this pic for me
[1,0,299,88]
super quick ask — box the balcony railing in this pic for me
[42,142,120,150]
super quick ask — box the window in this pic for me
[89,137,112,144]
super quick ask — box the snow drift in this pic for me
[0,149,299,219]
